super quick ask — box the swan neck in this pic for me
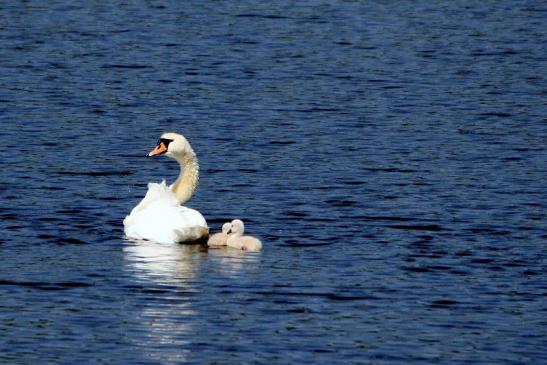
[171,153,199,204]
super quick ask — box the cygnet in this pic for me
[207,222,232,247]
[227,219,262,252]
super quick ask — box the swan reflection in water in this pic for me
[123,239,205,284]
[123,239,260,283]
[123,239,260,362]
[123,239,201,363]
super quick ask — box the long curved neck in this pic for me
[170,152,199,204]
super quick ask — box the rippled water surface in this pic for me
[1,1,546,364]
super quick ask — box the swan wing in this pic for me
[129,181,178,216]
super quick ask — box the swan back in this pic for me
[124,182,208,244]
[128,180,178,216]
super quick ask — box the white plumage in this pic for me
[124,132,209,244]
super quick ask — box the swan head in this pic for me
[147,132,194,159]
[230,219,245,234]
[222,222,232,234]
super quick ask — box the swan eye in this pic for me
[158,138,174,149]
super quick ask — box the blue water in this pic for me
[1,1,546,364]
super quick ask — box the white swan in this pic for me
[227,219,262,252]
[207,222,232,247]
[124,132,209,244]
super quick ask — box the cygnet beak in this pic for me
[147,142,168,157]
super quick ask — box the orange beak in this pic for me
[147,142,168,157]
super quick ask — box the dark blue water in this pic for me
[1,1,546,364]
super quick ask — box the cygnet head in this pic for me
[230,219,245,234]
[147,132,194,159]
[221,222,232,234]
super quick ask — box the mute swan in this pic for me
[123,132,209,244]
[207,222,232,247]
[227,219,262,252]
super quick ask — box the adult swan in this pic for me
[124,132,209,244]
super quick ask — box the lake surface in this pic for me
[0,1,546,364]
